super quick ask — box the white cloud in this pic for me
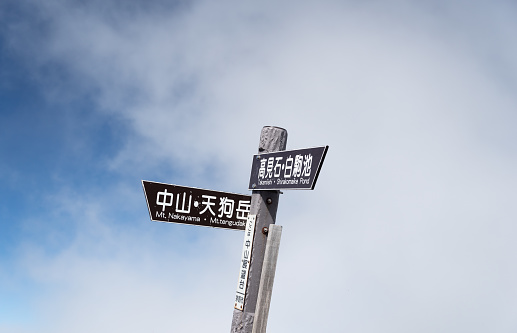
[3,0,517,332]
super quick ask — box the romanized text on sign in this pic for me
[248,146,328,190]
[142,181,251,230]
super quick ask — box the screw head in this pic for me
[252,183,257,189]
[266,198,273,205]
[262,227,269,235]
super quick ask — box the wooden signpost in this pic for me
[142,126,327,333]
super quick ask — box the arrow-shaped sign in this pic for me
[248,146,328,190]
[142,180,251,230]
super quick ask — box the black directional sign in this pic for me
[248,146,328,190]
[142,181,251,230]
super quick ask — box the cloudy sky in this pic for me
[1,0,516,332]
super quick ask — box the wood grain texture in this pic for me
[252,225,282,333]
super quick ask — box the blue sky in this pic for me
[1,0,517,332]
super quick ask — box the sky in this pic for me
[0,0,516,332]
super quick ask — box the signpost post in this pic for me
[142,126,327,333]
[251,224,282,333]
[230,126,288,333]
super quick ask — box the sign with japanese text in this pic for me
[248,146,328,190]
[234,214,257,310]
[142,180,251,230]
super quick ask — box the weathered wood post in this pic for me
[230,126,287,333]
[252,224,283,333]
